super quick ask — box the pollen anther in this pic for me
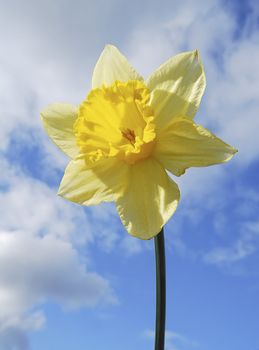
[121,128,136,145]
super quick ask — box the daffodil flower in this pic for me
[41,45,237,239]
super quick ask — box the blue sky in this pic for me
[0,0,259,349]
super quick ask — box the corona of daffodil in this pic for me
[41,45,237,239]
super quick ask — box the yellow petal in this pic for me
[41,104,79,158]
[58,158,129,205]
[92,45,143,88]
[154,117,237,176]
[146,50,206,132]
[116,158,180,239]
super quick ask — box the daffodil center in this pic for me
[121,128,136,145]
[74,80,156,165]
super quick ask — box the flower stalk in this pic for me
[154,228,166,350]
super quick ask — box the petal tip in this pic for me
[40,103,78,120]
[57,183,65,198]
[92,44,142,88]
[192,49,201,61]
[226,146,238,161]
[40,104,52,120]
[104,43,117,51]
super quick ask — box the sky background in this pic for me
[0,0,259,349]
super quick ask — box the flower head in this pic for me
[41,45,237,239]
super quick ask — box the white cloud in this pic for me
[204,235,255,265]
[0,157,93,245]
[144,329,200,350]
[119,235,144,256]
[0,157,119,347]
[0,150,148,346]
[0,232,116,316]
[204,221,259,267]
[127,0,235,76]
[200,184,259,269]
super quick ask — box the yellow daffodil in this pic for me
[41,45,237,239]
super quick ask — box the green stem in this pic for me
[154,228,166,350]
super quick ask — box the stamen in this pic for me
[121,128,136,145]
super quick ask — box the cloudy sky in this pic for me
[0,0,259,349]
